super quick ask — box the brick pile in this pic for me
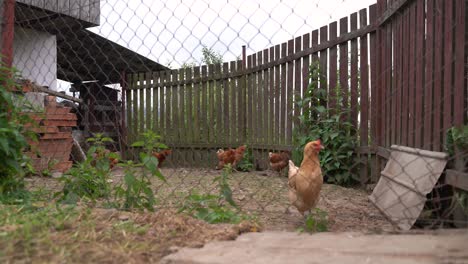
[25,95,77,172]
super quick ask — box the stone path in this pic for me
[161,230,468,264]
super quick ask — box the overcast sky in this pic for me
[87,0,376,68]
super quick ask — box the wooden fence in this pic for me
[124,0,466,181]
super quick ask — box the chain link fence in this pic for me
[2,0,467,232]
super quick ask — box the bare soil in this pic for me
[13,168,393,263]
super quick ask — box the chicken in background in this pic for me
[91,149,119,169]
[288,139,324,217]
[233,145,247,167]
[216,148,236,170]
[215,145,246,170]
[152,149,172,168]
[268,150,291,176]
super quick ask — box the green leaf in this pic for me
[131,141,145,147]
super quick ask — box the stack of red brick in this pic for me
[25,96,77,172]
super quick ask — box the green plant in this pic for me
[0,63,36,201]
[293,62,357,185]
[112,131,167,211]
[179,165,249,224]
[445,126,468,156]
[297,208,328,233]
[55,134,117,204]
[131,130,168,155]
[236,145,254,172]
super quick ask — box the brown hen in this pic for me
[288,140,324,217]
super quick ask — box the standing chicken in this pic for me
[215,145,246,170]
[288,140,324,217]
[152,149,172,168]
[269,150,291,176]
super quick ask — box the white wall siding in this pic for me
[13,27,57,91]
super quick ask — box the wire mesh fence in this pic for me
[1,0,467,232]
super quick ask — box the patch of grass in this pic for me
[0,204,86,259]
[178,165,253,224]
[297,208,328,233]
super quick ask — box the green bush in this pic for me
[293,62,357,185]
[179,165,250,224]
[111,131,167,211]
[56,134,117,204]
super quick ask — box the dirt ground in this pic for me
[26,167,394,233]
[11,168,394,263]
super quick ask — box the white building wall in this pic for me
[13,27,57,91]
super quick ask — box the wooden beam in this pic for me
[22,81,84,104]
[1,0,16,68]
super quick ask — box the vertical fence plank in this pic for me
[311,30,319,119]
[432,0,443,151]
[201,66,208,164]
[359,8,369,184]
[230,61,242,144]
[132,74,139,144]
[407,3,416,148]
[258,50,265,147]
[252,53,258,147]
[369,4,379,181]
[138,73,145,137]
[263,49,269,149]
[286,39,294,144]
[193,67,200,143]
[172,70,179,146]
[164,70,172,143]
[247,55,253,145]
[414,0,425,148]
[208,64,215,145]
[386,2,393,148]
[280,43,287,145]
[394,10,402,146]
[159,71,166,142]
[145,72,152,132]
[329,22,338,113]
[126,74,133,143]
[294,36,302,130]
[350,13,358,130]
[380,1,388,148]
[236,60,244,144]
[215,63,222,145]
[339,17,349,120]
[401,5,409,146]
[423,0,434,150]
[179,69,186,147]
[453,0,466,126]
[319,26,328,109]
[442,0,454,143]
[269,47,275,147]
[186,67,193,164]
[152,71,160,135]
[274,45,281,145]
[186,68,193,143]
[223,62,230,145]
[193,67,201,166]
[302,33,310,123]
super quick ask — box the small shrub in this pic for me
[297,208,328,233]
[293,62,357,185]
[56,134,117,204]
[0,63,36,202]
[237,146,254,172]
[112,131,167,211]
[179,165,249,224]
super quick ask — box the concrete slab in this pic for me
[161,230,468,264]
